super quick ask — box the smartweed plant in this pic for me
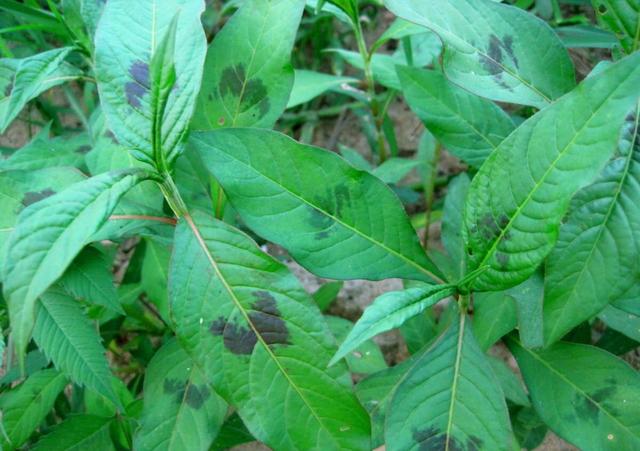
[0,0,639,449]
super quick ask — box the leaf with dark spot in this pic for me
[22,189,55,207]
[185,384,211,409]
[75,145,91,155]
[219,64,270,118]
[249,292,290,347]
[129,60,150,88]
[125,82,146,108]
[163,378,184,396]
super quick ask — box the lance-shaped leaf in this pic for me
[287,70,358,108]
[543,107,640,345]
[384,0,575,107]
[330,284,455,365]
[386,314,512,450]
[593,0,639,54]
[32,415,114,451]
[0,369,68,449]
[170,211,371,450]
[191,0,305,130]
[463,51,640,292]
[0,47,81,133]
[33,289,119,408]
[398,67,515,168]
[94,0,206,163]
[134,339,227,451]
[441,173,470,280]
[190,129,444,283]
[2,169,151,359]
[508,338,640,450]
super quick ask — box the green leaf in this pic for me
[141,238,171,323]
[472,291,517,351]
[312,281,343,312]
[191,0,305,130]
[398,67,515,168]
[371,18,427,53]
[170,211,371,450]
[2,169,151,359]
[325,316,387,375]
[599,303,640,342]
[512,407,547,450]
[33,289,120,409]
[0,48,81,133]
[33,415,114,451]
[330,284,455,365]
[555,25,619,49]
[134,339,227,451]
[371,157,420,184]
[210,414,255,451]
[508,337,640,450]
[441,173,470,280]
[58,247,122,314]
[384,0,575,107]
[190,128,444,283]
[94,0,206,164]
[463,51,640,292]
[487,356,530,407]
[287,70,358,108]
[386,314,513,450]
[592,0,640,53]
[0,369,67,449]
[543,107,640,344]
[0,126,88,171]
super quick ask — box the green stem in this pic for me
[159,173,188,218]
[62,85,90,136]
[422,142,442,250]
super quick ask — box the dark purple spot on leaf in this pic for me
[413,427,481,451]
[502,36,518,68]
[130,61,150,88]
[219,63,270,118]
[185,384,210,409]
[210,317,257,355]
[250,292,290,347]
[217,117,225,126]
[75,145,91,154]
[4,81,13,97]
[22,189,55,207]
[125,82,146,108]
[496,252,509,269]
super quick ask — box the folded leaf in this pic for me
[134,339,227,451]
[386,314,513,450]
[34,289,120,408]
[464,51,640,291]
[543,107,640,344]
[384,0,575,107]
[95,0,206,163]
[330,284,455,365]
[398,67,515,168]
[508,338,640,450]
[191,0,305,130]
[32,415,114,451]
[190,128,444,283]
[0,369,67,449]
[170,211,371,450]
[2,169,151,359]
[0,48,81,133]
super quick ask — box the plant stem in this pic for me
[422,142,442,250]
[109,215,177,225]
[62,85,90,135]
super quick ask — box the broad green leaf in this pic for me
[0,369,67,449]
[441,173,470,279]
[463,52,640,292]
[487,356,530,407]
[94,0,206,164]
[141,238,171,323]
[593,0,640,53]
[398,67,515,168]
[330,284,455,365]
[0,167,85,258]
[555,25,619,49]
[472,291,517,351]
[325,316,387,375]
[386,314,512,450]
[83,377,134,418]
[371,157,420,184]
[0,126,88,171]
[134,339,226,451]
[400,310,438,355]
[384,0,575,107]
[599,303,640,342]
[543,107,640,344]
[32,415,114,451]
[287,70,358,108]
[170,211,371,450]
[33,289,120,408]
[0,48,81,133]
[508,272,544,349]
[191,0,305,130]
[58,247,122,314]
[2,169,151,358]
[508,338,640,450]
[190,129,444,283]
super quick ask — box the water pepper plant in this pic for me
[0,0,638,449]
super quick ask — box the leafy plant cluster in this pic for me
[0,0,638,449]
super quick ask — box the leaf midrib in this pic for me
[445,314,465,451]
[211,146,444,283]
[183,213,341,447]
